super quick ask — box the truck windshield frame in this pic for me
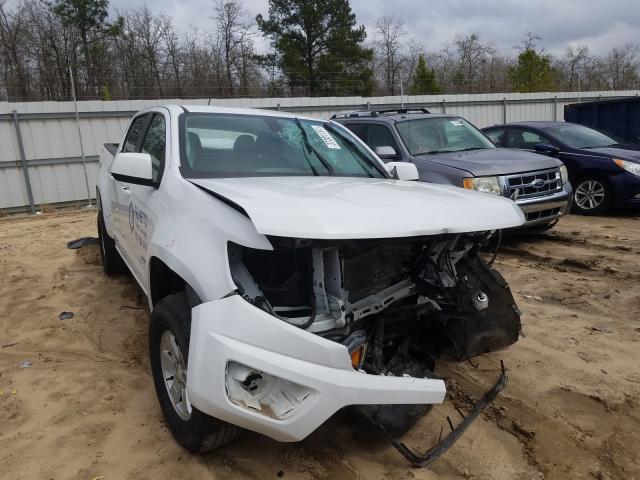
[396,117,495,155]
[178,113,387,179]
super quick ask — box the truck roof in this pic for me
[142,104,320,122]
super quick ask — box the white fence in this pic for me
[1,90,638,212]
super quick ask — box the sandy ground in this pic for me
[0,209,639,480]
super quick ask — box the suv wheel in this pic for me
[573,178,610,215]
[149,292,240,452]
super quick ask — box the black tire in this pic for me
[572,178,611,215]
[97,211,126,275]
[149,292,240,452]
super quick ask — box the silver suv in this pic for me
[333,109,573,231]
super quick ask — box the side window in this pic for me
[367,124,400,155]
[485,128,507,147]
[141,114,167,184]
[122,114,149,152]
[508,129,547,149]
[343,123,366,142]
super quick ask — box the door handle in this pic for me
[121,185,130,192]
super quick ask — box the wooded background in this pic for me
[1,0,639,102]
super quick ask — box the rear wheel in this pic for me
[573,178,611,215]
[97,210,125,275]
[149,292,240,452]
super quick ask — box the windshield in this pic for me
[543,124,621,149]
[396,117,495,155]
[180,113,386,179]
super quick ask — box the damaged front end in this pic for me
[188,231,520,465]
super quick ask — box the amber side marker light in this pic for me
[462,178,475,189]
[350,345,366,369]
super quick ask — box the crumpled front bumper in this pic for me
[186,295,446,442]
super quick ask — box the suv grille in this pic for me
[505,169,562,200]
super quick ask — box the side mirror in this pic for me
[386,162,419,181]
[375,145,399,160]
[534,143,559,156]
[111,152,154,187]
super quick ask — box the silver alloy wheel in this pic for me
[575,180,606,210]
[160,330,191,420]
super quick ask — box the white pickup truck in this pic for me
[97,105,524,465]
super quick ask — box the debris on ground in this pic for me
[66,237,99,249]
[58,311,74,320]
[19,360,32,369]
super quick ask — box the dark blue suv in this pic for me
[482,122,640,215]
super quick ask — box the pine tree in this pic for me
[508,48,555,92]
[410,55,440,94]
[256,0,373,96]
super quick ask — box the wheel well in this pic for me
[574,172,611,188]
[149,257,189,306]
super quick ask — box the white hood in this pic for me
[190,176,525,239]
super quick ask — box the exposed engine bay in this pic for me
[228,231,520,438]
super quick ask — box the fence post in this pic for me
[69,67,92,207]
[554,96,558,121]
[502,98,507,124]
[441,98,446,114]
[11,110,36,214]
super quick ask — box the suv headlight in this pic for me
[613,159,640,177]
[463,176,501,195]
[559,165,569,185]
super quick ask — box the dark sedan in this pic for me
[482,122,640,215]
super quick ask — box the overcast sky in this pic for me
[108,0,640,57]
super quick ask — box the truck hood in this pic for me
[190,177,524,239]
[421,148,561,177]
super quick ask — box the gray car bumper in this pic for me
[514,185,573,227]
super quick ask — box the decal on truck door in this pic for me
[128,201,149,252]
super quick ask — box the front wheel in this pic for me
[149,292,240,452]
[572,178,611,215]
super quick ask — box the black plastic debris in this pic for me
[66,237,99,249]
[58,311,74,320]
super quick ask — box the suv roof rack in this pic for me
[330,107,430,119]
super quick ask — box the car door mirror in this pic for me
[385,162,419,181]
[534,143,559,156]
[375,145,399,160]
[111,152,155,187]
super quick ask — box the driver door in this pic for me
[111,114,150,264]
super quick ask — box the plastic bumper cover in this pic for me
[514,186,572,226]
[186,295,446,442]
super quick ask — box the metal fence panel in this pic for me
[1,90,639,212]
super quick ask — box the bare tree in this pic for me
[602,44,639,90]
[453,33,496,92]
[0,1,30,100]
[213,0,256,96]
[374,15,406,95]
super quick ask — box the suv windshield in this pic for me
[396,117,495,155]
[180,113,386,179]
[543,124,621,149]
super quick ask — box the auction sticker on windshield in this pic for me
[312,125,341,149]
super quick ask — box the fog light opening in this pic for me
[225,362,313,420]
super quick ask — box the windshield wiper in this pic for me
[294,117,334,175]
[323,123,380,178]
[456,147,486,152]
